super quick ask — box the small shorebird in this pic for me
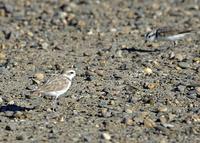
[144,27,194,46]
[33,69,76,111]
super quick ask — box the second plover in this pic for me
[144,26,194,46]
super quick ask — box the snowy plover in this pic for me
[33,69,76,110]
[144,27,193,46]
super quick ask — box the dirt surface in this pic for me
[0,0,200,142]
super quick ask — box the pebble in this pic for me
[144,118,156,128]
[8,100,14,105]
[159,115,167,124]
[101,108,111,118]
[77,20,86,29]
[5,124,16,131]
[193,57,200,63]
[14,111,23,119]
[115,50,123,58]
[125,108,133,114]
[158,106,168,112]
[0,52,6,60]
[95,70,104,76]
[195,87,200,96]
[144,82,157,90]
[16,135,24,140]
[102,132,111,140]
[41,42,49,50]
[162,123,174,128]
[0,97,3,104]
[34,73,45,81]
[177,85,185,93]
[191,114,200,122]
[178,62,190,69]
[175,53,185,61]
[124,117,134,126]
[143,67,153,75]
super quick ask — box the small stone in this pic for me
[169,52,175,59]
[102,132,111,140]
[34,73,45,81]
[178,62,190,69]
[5,125,12,131]
[41,42,48,50]
[101,108,111,118]
[95,70,104,76]
[4,110,14,116]
[0,97,3,104]
[162,123,174,128]
[144,118,156,128]
[144,82,157,90]
[124,117,134,126]
[115,50,123,58]
[159,115,167,124]
[14,111,23,119]
[193,57,200,63]
[143,67,153,75]
[195,87,200,96]
[8,100,14,105]
[0,52,6,60]
[110,28,117,32]
[191,114,200,122]
[177,85,185,93]
[16,135,24,140]
[125,108,133,114]
[158,106,168,112]
[77,20,86,29]
[175,53,185,61]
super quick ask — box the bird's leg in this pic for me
[53,96,58,112]
[172,41,177,48]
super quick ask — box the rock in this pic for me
[123,117,134,125]
[159,115,167,124]
[0,52,6,60]
[158,106,168,112]
[175,53,185,61]
[8,100,14,105]
[101,108,111,118]
[125,108,133,114]
[34,73,45,81]
[162,123,174,128]
[41,42,48,50]
[144,118,156,128]
[195,87,200,96]
[78,20,86,29]
[178,62,190,69]
[177,85,185,93]
[0,97,3,104]
[102,132,111,140]
[16,135,24,140]
[5,123,16,131]
[143,67,153,75]
[144,82,157,90]
[115,50,123,58]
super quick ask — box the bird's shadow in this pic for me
[0,104,34,112]
[121,46,171,53]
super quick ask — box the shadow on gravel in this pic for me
[121,47,161,53]
[0,104,34,112]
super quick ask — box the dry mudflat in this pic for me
[0,0,200,142]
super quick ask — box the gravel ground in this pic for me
[0,0,200,142]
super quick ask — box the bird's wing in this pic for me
[157,27,193,37]
[39,75,71,92]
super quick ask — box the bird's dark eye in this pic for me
[70,72,74,74]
